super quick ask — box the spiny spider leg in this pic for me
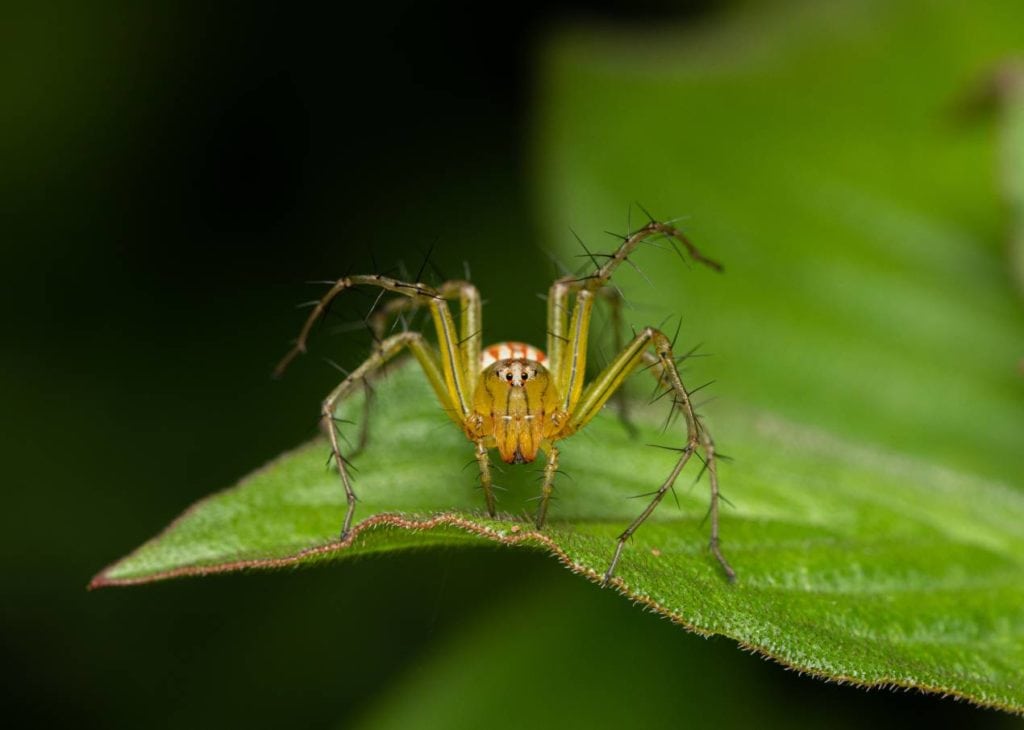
[640,351,732,581]
[548,221,722,414]
[357,281,497,515]
[599,286,639,437]
[547,283,635,433]
[535,445,561,528]
[322,279,482,455]
[320,331,452,539]
[365,280,482,391]
[278,274,496,530]
[554,325,734,584]
[473,438,496,517]
[352,379,375,458]
[275,274,475,423]
[540,220,729,582]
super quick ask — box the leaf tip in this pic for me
[87,570,114,591]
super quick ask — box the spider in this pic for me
[275,219,735,584]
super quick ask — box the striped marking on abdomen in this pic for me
[480,341,547,369]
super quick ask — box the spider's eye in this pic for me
[521,372,528,381]
[505,373,513,381]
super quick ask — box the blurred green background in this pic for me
[3,1,1021,727]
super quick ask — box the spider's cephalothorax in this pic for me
[471,351,565,465]
[276,219,735,585]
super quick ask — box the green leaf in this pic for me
[93,0,1024,716]
[93,359,1024,712]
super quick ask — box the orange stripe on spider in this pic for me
[480,341,547,369]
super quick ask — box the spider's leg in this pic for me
[556,326,734,585]
[598,286,638,437]
[549,219,720,413]
[548,281,634,436]
[276,274,475,423]
[321,331,454,539]
[353,378,375,457]
[640,351,729,579]
[534,443,560,528]
[473,438,496,517]
[366,280,482,392]
[367,296,419,339]
[327,279,481,453]
[546,278,573,378]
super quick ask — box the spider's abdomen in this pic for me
[480,341,547,370]
[471,354,563,465]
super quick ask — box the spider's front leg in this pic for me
[278,272,491,529]
[557,326,735,585]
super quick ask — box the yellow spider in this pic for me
[275,220,735,584]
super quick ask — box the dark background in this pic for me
[2,1,1014,727]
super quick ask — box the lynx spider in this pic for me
[275,220,735,584]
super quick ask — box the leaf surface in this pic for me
[93,359,1024,712]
